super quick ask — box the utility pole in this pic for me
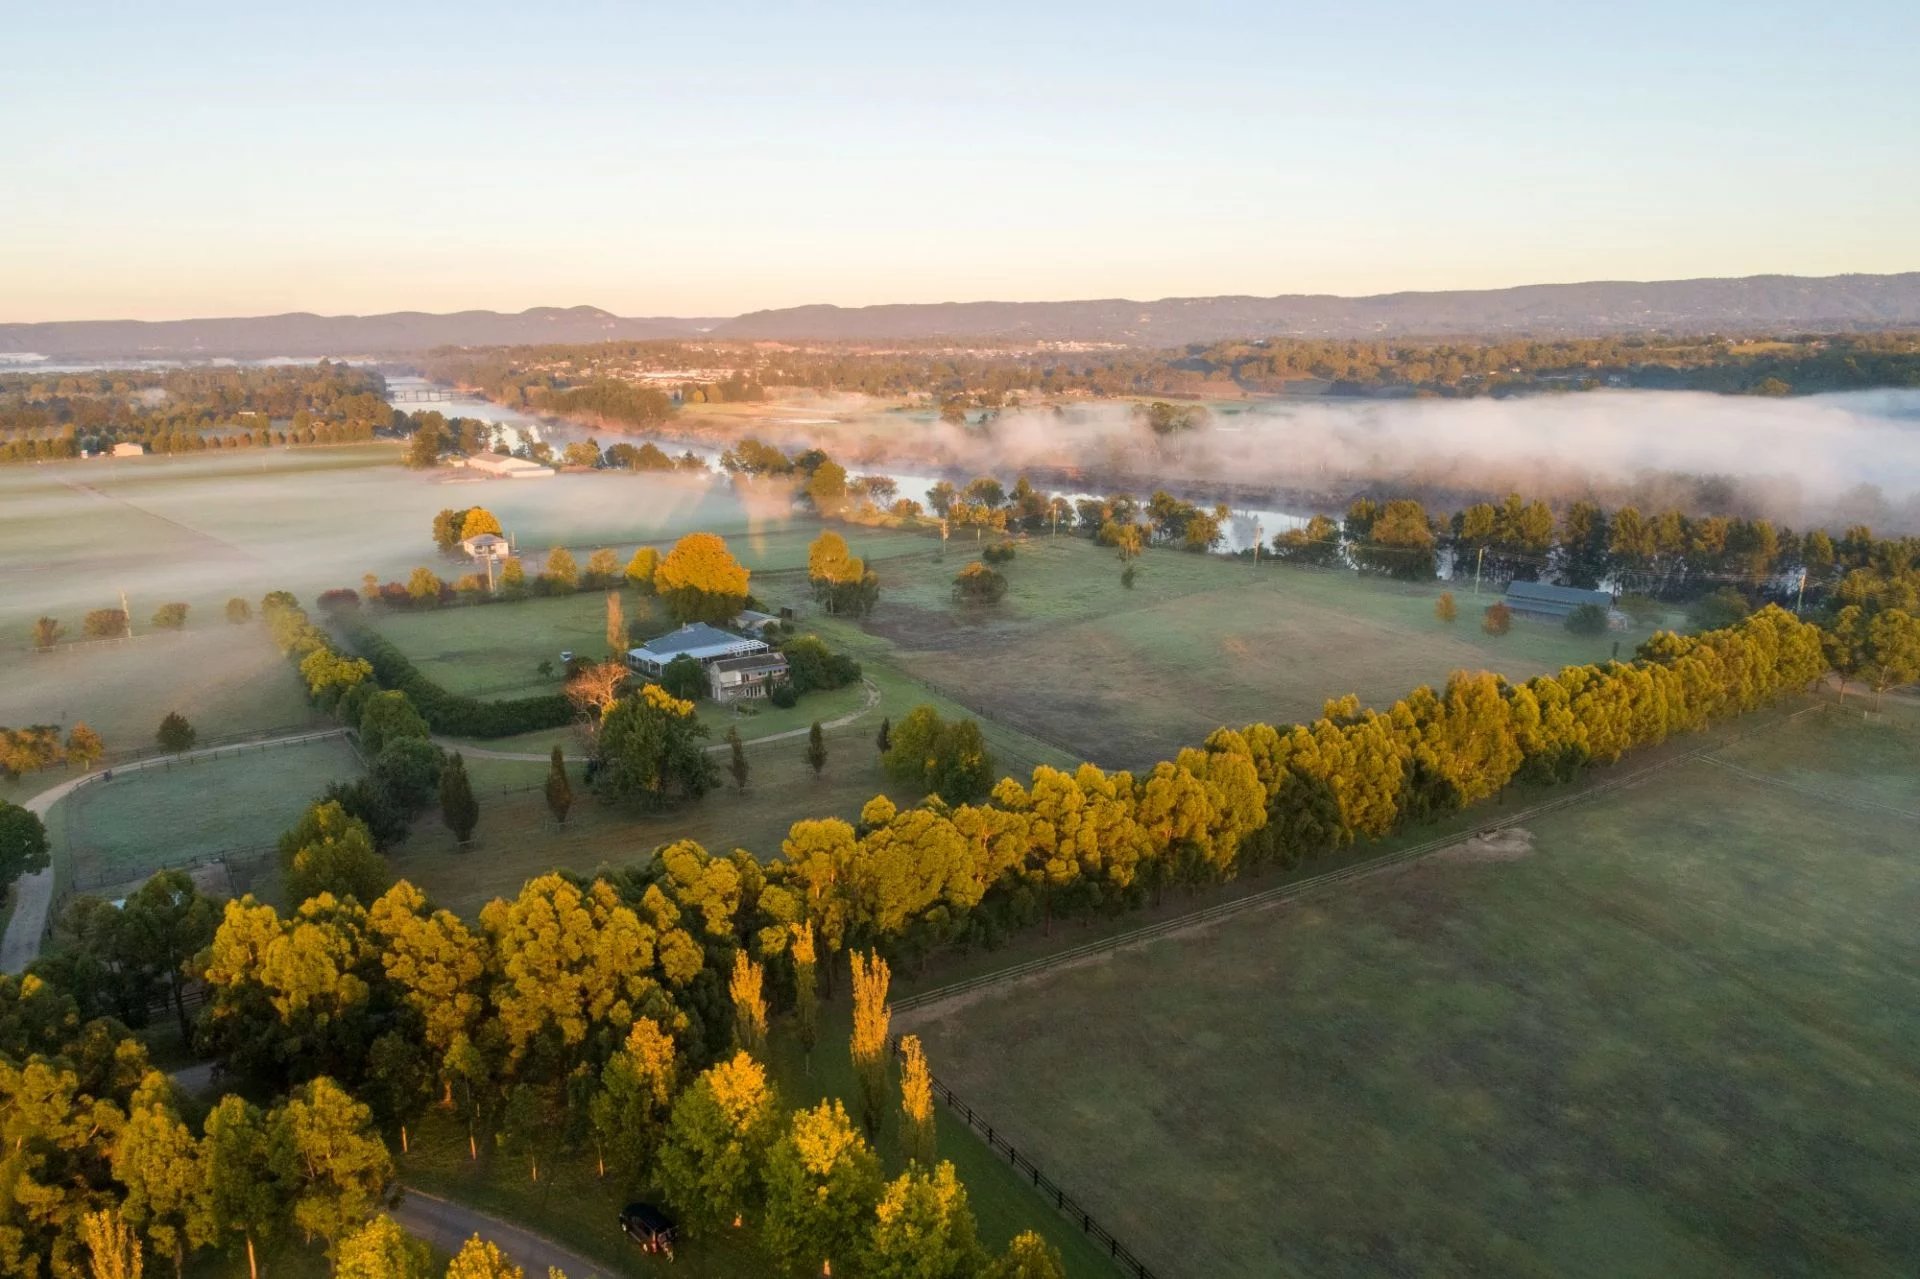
[1793,568,1807,616]
[119,588,133,637]
[1474,547,1485,596]
[1253,520,1263,567]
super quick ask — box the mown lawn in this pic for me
[909,710,1920,1279]
[59,734,364,896]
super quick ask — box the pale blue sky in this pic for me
[4,0,1916,321]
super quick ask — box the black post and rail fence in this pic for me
[890,1037,1160,1279]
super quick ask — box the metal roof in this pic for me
[1503,580,1612,607]
[629,623,767,664]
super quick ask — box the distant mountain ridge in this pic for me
[713,273,1920,344]
[6,274,1919,358]
[0,306,719,361]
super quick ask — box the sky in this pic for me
[4,0,1918,322]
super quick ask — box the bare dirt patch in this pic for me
[1432,826,1535,864]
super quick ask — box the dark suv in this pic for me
[619,1202,677,1259]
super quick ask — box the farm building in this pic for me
[1503,580,1623,626]
[627,622,770,678]
[460,532,511,560]
[707,652,791,703]
[460,453,554,479]
[110,442,146,457]
[731,608,786,636]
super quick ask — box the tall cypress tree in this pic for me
[544,746,573,825]
[439,752,479,845]
[726,726,750,792]
[805,721,827,779]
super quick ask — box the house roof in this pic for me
[710,652,789,675]
[1504,580,1612,608]
[630,623,768,665]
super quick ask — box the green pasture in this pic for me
[824,534,1664,768]
[59,735,364,898]
[0,624,318,750]
[910,709,1920,1279]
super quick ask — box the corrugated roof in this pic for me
[1503,580,1612,607]
[630,623,767,663]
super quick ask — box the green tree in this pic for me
[84,608,130,638]
[656,1052,780,1233]
[281,802,392,906]
[660,653,707,701]
[439,752,479,845]
[898,1034,935,1168]
[78,1209,143,1279]
[1688,587,1751,632]
[604,591,625,656]
[654,532,751,624]
[544,747,573,824]
[729,951,768,1061]
[1481,602,1512,636]
[32,616,64,649]
[150,602,189,630]
[726,727,749,792]
[155,712,196,754]
[358,691,430,757]
[865,1162,986,1279]
[1435,591,1457,623]
[336,1214,433,1279]
[372,738,446,815]
[1121,563,1137,589]
[984,1232,1068,1279]
[111,1084,203,1275]
[805,721,827,779]
[225,597,252,624]
[1565,602,1611,636]
[590,1018,678,1190]
[267,1077,393,1253]
[499,557,527,600]
[874,716,891,755]
[444,1236,525,1279]
[584,547,621,588]
[0,800,51,896]
[117,870,220,1038]
[762,1100,883,1277]
[594,686,715,810]
[199,1095,284,1279]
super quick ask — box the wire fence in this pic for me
[890,1041,1159,1279]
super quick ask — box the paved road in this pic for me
[0,728,348,974]
[394,1185,622,1278]
[448,677,881,762]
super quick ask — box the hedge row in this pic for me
[341,622,574,737]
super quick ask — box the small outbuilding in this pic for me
[110,442,146,457]
[460,532,511,560]
[461,453,555,479]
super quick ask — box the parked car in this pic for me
[619,1202,677,1258]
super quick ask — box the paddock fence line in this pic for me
[893,703,1820,1018]
[889,1040,1160,1279]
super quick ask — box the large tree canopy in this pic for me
[654,533,751,624]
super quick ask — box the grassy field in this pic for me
[816,534,1668,769]
[908,706,1920,1279]
[0,624,319,754]
[57,735,364,898]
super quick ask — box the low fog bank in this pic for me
[825,389,1920,531]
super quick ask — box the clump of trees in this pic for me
[951,562,1007,605]
[655,532,751,625]
[882,705,996,804]
[808,531,879,617]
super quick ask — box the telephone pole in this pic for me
[1474,547,1485,597]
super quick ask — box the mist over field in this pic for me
[818,389,1920,529]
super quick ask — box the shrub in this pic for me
[156,712,196,753]
[83,609,129,639]
[781,635,861,694]
[1481,601,1512,636]
[768,681,799,709]
[225,597,252,624]
[1565,602,1611,636]
[981,543,1016,564]
[952,561,1007,605]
